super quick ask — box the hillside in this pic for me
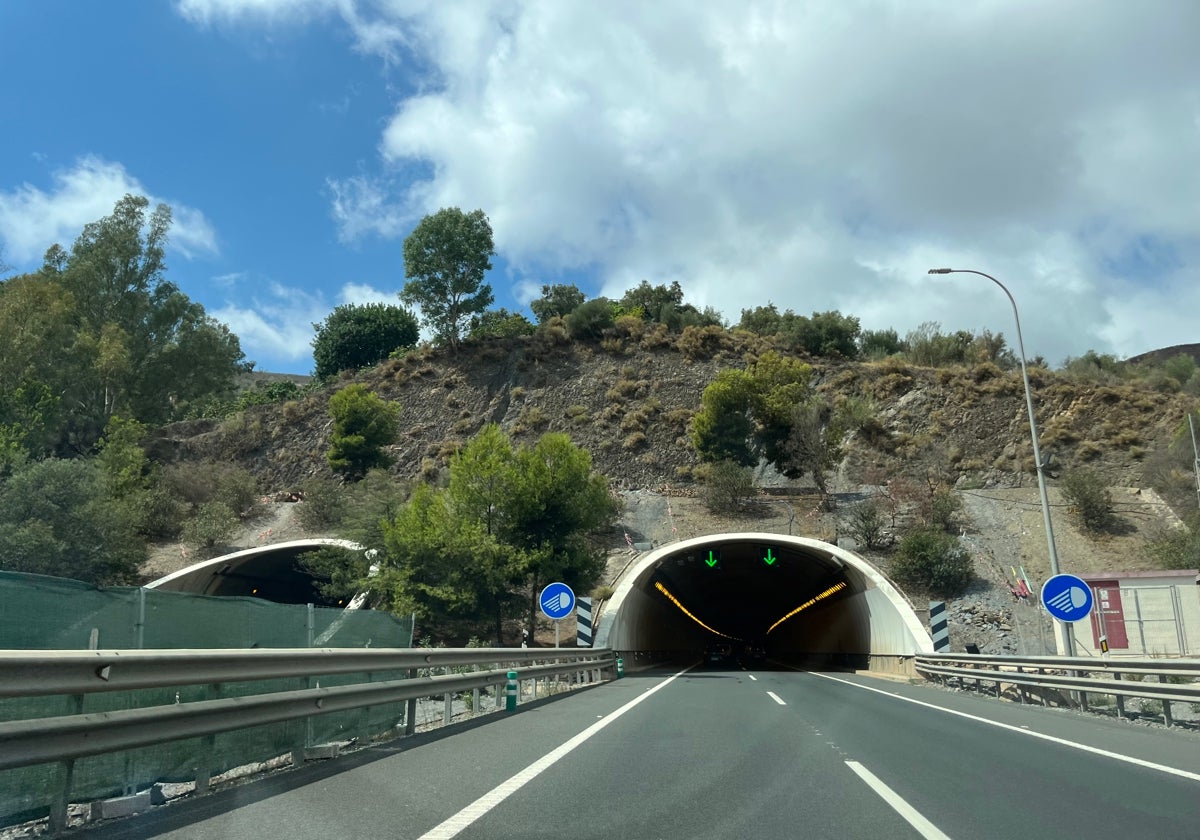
[141,331,1200,655]
[147,330,1199,500]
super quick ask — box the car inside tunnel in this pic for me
[597,532,931,670]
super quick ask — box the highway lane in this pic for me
[84,663,1200,840]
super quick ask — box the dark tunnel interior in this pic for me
[608,538,879,664]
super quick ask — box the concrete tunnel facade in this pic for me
[595,533,932,672]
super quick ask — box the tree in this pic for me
[23,195,246,448]
[327,384,401,479]
[746,351,815,468]
[738,304,783,336]
[0,275,74,463]
[377,483,509,634]
[890,528,973,597]
[782,401,844,499]
[325,425,615,642]
[401,208,495,351]
[467,308,535,340]
[692,353,822,487]
[312,302,419,379]
[859,328,903,358]
[530,284,585,324]
[507,433,618,631]
[794,311,861,358]
[0,458,144,584]
[691,369,756,465]
[620,280,684,322]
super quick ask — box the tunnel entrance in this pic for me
[596,533,931,671]
[146,539,364,607]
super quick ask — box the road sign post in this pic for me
[1040,573,1094,655]
[539,582,576,649]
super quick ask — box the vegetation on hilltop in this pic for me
[3,200,1199,635]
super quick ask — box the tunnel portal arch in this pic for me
[595,533,932,670]
[146,539,365,606]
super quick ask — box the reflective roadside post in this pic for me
[505,671,518,711]
[927,268,1075,656]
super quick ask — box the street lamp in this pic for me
[928,268,1074,656]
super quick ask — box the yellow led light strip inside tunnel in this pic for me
[766,581,848,635]
[654,581,742,641]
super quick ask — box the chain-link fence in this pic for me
[0,571,414,828]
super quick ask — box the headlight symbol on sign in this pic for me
[539,582,576,620]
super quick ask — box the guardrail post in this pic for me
[506,671,518,711]
[197,683,221,791]
[1160,675,1174,727]
[1113,672,1125,719]
[443,692,453,726]
[50,694,81,835]
[405,668,418,735]
[1016,667,1028,704]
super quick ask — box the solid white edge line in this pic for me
[767,690,787,705]
[810,672,1200,783]
[845,760,951,840]
[416,665,694,839]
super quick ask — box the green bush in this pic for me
[182,501,239,552]
[843,498,887,549]
[1061,469,1114,532]
[702,460,755,513]
[297,475,348,531]
[134,485,187,539]
[312,302,420,380]
[327,384,401,479]
[565,298,617,340]
[891,528,973,597]
[1146,517,1200,570]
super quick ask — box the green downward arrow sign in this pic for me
[705,551,718,568]
[763,548,777,566]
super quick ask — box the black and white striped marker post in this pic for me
[929,601,950,652]
[576,597,593,647]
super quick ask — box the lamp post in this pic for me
[927,268,1074,656]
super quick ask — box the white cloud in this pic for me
[176,0,346,27]
[339,282,399,305]
[211,281,328,365]
[183,0,1200,363]
[0,156,218,264]
[326,174,414,243]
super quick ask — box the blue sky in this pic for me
[1,1,1197,375]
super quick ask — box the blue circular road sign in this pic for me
[539,582,576,620]
[1040,573,1094,622]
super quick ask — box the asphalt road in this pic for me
[84,662,1200,840]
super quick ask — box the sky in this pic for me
[1,1,1197,376]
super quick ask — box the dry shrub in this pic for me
[640,322,672,349]
[600,336,627,355]
[606,379,641,402]
[623,432,647,450]
[611,315,645,339]
[677,325,730,360]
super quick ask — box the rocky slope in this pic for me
[141,330,1200,655]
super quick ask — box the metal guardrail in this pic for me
[915,653,1200,726]
[0,647,617,773]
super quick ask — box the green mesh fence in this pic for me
[0,571,414,828]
